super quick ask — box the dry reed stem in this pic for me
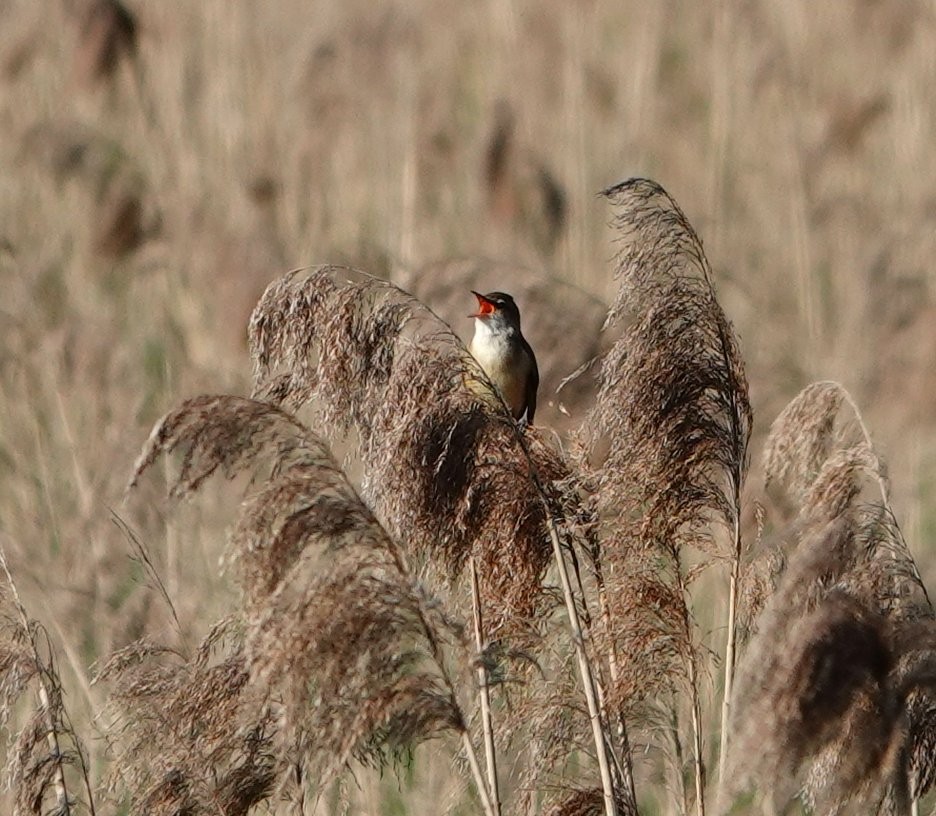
[505,646,593,814]
[471,556,501,816]
[546,504,618,816]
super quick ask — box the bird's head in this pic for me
[469,291,522,333]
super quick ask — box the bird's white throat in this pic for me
[470,317,516,362]
[471,315,517,342]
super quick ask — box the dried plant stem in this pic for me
[709,302,750,801]
[840,385,892,506]
[470,556,501,816]
[0,543,73,816]
[503,421,618,815]
[462,730,498,816]
[717,508,743,795]
[595,561,638,808]
[380,540,497,816]
[669,706,688,816]
[657,572,706,816]
[546,516,617,816]
[37,678,70,813]
[676,562,706,816]
[686,646,706,816]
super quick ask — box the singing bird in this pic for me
[468,291,539,424]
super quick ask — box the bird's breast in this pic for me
[469,334,532,419]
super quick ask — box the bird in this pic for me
[468,290,539,424]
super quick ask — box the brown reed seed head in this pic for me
[0,621,38,733]
[728,518,864,794]
[248,266,575,635]
[369,378,568,635]
[736,539,785,641]
[10,694,69,813]
[729,590,896,807]
[763,381,846,498]
[128,394,332,500]
[129,395,355,628]
[591,178,751,555]
[125,394,469,796]
[505,647,594,795]
[246,541,464,772]
[729,382,936,811]
[540,784,638,816]
[838,506,932,624]
[763,380,895,524]
[730,527,931,810]
[93,623,276,816]
[0,588,91,816]
[738,385,894,655]
[581,178,751,713]
[892,619,936,800]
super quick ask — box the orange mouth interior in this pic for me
[470,293,496,317]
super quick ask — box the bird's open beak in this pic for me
[469,291,496,318]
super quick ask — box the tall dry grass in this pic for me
[7,176,936,814]
[3,1,936,814]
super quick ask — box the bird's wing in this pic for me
[524,343,539,424]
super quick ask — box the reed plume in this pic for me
[582,178,752,815]
[247,267,569,635]
[763,380,851,503]
[543,787,616,816]
[94,623,276,816]
[120,394,501,815]
[728,381,936,814]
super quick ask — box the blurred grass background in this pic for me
[2,0,936,811]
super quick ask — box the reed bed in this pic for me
[3,2,936,814]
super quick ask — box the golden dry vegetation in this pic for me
[2,1,936,814]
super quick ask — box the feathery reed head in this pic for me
[583,178,751,714]
[732,590,894,795]
[891,618,936,801]
[589,178,751,560]
[543,787,605,816]
[125,394,473,799]
[763,381,847,500]
[248,266,574,634]
[0,570,92,816]
[730,382,936,812]
[763,380,890,517]
[94,625,276,816]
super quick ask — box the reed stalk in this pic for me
[470,556,501,816]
